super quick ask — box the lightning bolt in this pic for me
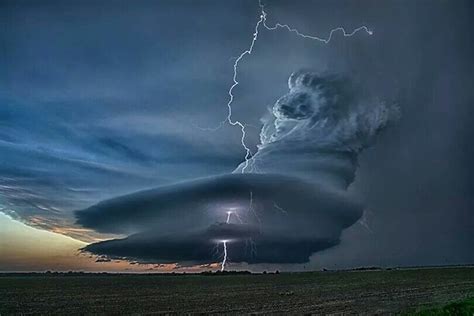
[273,202,288,215]
[202,0,373,173]
[224,11,266,173]
[220,241,228,271]
[220,204,253,271]
[226,211,232,223]
[358,209,374,233]
[248,191,261,225]
[220,211,233,271]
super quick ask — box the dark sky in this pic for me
[1,0,473,269]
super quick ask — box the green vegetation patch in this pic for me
[406,297,474,315]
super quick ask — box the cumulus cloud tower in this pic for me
[235,70,400,189]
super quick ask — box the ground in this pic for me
[1,267,473,314]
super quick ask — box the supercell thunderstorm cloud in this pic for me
[77,71,399,266]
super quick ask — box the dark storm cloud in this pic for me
[85,228,339,264]
[78,72,397,264]
[77,173,362,236]
[78,173,360,263]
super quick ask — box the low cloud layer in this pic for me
[78,173,360,264]
[77,71,398,265]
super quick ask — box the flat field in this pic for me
[0,267,473,314]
